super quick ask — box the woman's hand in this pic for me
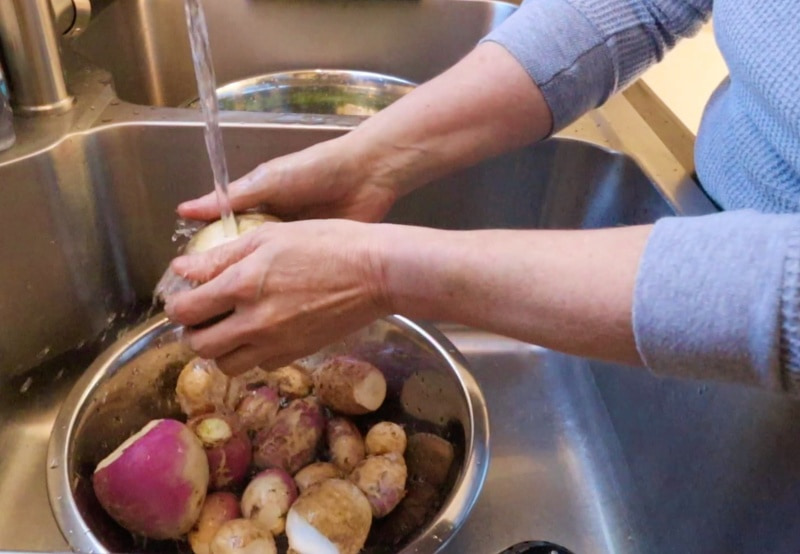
[177,137,399,223]
[164,219,389,375]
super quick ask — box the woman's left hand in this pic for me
[164,219,389,375]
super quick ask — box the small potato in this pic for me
[209,518,277,554]
[241,469,298,535]
[176,358,239,417]
[293,462,344,494]
[349,453,407,518]
[189,492,241,554]
[327,417,365,473]
[286,479,372,554]
[236,386,280,434]
[313,356,387,415]
[253,397,325,474]
[264,364,313,399]
[365,422,407,456]
[406,433,455,487]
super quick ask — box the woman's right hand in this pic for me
[177,135,399,223]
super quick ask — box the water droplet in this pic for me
[89,105,95,110]
[49,458,59,469]
[110,100,120,106]
[55,368,65,380]
[20,376,33,393]
[101,117,113,123]
[36,346,51,360]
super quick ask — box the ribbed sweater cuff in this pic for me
[633,211,800,393]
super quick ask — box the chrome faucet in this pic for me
[0,0,90,116]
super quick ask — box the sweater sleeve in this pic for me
[633,211,800,394]
[481,0,712,131]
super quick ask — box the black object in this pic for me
[498,541,576,554]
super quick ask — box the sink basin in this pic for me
[72,0,517,107]
[3,1,800,552]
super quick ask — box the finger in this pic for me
[170,232,261,283]
[178,163,275,220]
[216,344,299,376]
[182,310,254,360]
[164,267,239,327]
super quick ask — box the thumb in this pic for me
[170,231,262,283]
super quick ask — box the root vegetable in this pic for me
[92,419,209,539]
[264,364,313,398]
[406,432,455,487]
[189,492,241,554]
[189,414,252,490]
[253,397,325,474]
[326,417,365,473]
[286,479,372,554]
[241,469,298,535]
[236,386,280,434]
[209,518,277,554]
[293,462,344,494]
[186,214,279,255]
[176,358,239,417]
[349,452,407,518]
[312,356,387,415]
[375,481,440,546]
[365,422,407,456]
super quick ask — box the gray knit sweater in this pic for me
[484,0,800,393]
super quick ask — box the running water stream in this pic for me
[184,0,238,239]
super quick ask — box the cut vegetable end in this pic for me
[353,372,387,411]
[95,419,163,471]
[196,418,233,445]
[286,510,339,554]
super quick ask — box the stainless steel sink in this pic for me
[3,0,800,553]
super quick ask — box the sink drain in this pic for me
[498,540,576,554]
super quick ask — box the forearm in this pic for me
[372,224,651,364]
[345,42,553,197]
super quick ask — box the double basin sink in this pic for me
[2,0,800,552]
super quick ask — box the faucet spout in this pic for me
[0,0,74,115]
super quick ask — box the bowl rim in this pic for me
[46,313,490,554]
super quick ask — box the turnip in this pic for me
[209,518,277,554]
[189,492,241,554]
[92,419,209,539]
[326,417,365,473]
[312,356,387,415]
[293,462,344,494]
[241,468,298,535]
[286,479,372,554]
[189,414,252,490]
[235,386,280,434]
[349,452,407,518]
[405,432,455,487]
[253,397,325,474]
[156,213,279,303]
[263,363,313,399]
[365,421,407,456]
[176,357,240,417]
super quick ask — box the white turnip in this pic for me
[286,479,372,554]
[326,417,365,473]
[189,492,241,554]
[312,356,386,415]
[365,421,407,456]
[349,452,407,518]
[240,468,298,535]
[209,518,277,554]
[235,386,280,434]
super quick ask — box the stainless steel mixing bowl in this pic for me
[47,313,489,553]
[186,69,416,115]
